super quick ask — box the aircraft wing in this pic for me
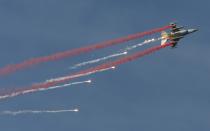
[171,36,184,47]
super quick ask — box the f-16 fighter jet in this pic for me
[161,23,198,47]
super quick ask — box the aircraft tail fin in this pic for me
[161,31,169,45]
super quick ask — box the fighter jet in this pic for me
[161,23,198,47]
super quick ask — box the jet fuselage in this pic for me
[170,29,198,39]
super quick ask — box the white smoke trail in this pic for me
[47,66,115,83]
[70,37,162,69]
[123,37,162,51]
[71,52,127,69]
[0,66,115,100]
[0,80,91,100]
[1,108,79,116]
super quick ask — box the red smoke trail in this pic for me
[0,25,171,76]
[0,42,173,100]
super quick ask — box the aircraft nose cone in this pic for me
[188,29,198,33]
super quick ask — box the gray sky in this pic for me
[0,0,209,131]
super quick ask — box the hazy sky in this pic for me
[0,0,209,131]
